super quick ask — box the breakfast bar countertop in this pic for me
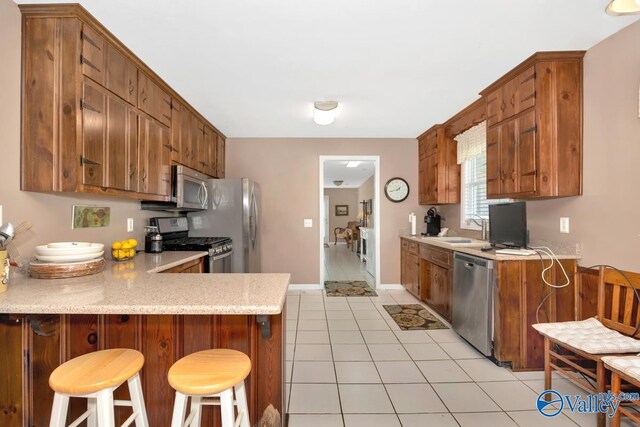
[0,251,291,315]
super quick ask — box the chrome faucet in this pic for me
[470,215,488,241]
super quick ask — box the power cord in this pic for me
[528,250,640,336]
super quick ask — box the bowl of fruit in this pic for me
[111,239,138,262]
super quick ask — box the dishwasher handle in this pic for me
[463,262,475,269]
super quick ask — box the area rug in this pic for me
[325,281,378,297]
[383,304,448,330]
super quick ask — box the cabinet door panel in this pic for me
[181,108,193,168]
[127,109,138,192]
[517,111,537,194]
[486,89,501,126]
[418,156,428,205]
[105,44,137,105]
[517,66,536,112]
[81,25,104,84]
[81,81,106,187]
[425,154,437,204]
[486,126,501,197]
[501,78,518,120]
[191,116,204,172]
[106,95,128,190]
[217,135,226,178]
[0,317,25,427]
[159,123,172,197]
[147,120,163,195]
[170,101,182,164]
[500,120,517,194]
[138,116,149,193]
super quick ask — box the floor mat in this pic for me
[383,304,449,330]
[325,281,378,297]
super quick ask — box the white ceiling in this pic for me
[14,1,639,138]
[324,160,375,188]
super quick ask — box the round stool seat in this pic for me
[49,348,144,395]
[168,349,251,396]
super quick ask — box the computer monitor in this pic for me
[489,201,527,248]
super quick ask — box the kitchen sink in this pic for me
[420,236,488,248]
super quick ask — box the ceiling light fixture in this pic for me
[606,0,640,15]
[346,161,361,168]
[313,101,338,125]
[333,180,344,186]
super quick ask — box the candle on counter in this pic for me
[410,212,417,236]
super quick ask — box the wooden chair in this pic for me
[334,221,359,248]
[602,355,640,426]
[533,266,640,427]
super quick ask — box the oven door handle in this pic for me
[210,250,233,261]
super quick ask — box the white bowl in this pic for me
[36,243,104,256]
[47,242,92,248]
[35,251,104,263]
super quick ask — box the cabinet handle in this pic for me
[140,89,147,102]
[521,170,537,177]
[163,98,171,106]
[500,101,506,111]
[142,170,147,181]
[162,178,170,183]
[80,156,101,166]
[120,315,129,323]
[520,125,536,135]
[87,332,98,345]
[163,113,171,121]
[129,165,136,177]
[129,83,135,95]
[163,143,174,151]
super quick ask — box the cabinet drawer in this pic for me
[420,245,452,268]
[409,242,419,254]
[401,239,409,250]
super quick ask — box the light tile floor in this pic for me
[285,287,638,427]
[324,243,374,287]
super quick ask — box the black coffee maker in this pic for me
[423,207,442,236]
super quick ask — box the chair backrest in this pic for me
[597,266,640,337]
[347,221,358,230]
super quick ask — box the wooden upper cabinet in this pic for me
[81,80,106,187]
[105,43,137,105]
[138,72,172,127]
[481,51,584,199]
[19,5,225,202]
[216,135,226,178]
[417,126,459,205]
[81,25,104,84]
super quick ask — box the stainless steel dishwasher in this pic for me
[452,252,495,356]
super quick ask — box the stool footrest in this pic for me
[67,409,93,427]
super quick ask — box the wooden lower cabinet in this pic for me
[419,244,453,322]
[400,239,420,299]
[160,257,204,274]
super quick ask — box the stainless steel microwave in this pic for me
[140,165,208,212]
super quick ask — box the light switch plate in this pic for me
[560,217,570,234]
[303,219,313,228]
[127,218,134,232]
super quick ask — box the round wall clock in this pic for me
[384,177,409,202]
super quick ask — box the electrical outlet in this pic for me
[127,218,134,232]
[560,217,570,234]
[304,219,313,228]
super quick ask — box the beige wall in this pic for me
[358,175,375,228]
[226,138,419,284]
[324,189,359,243]
[0,0,158,257]
[440,19,640,272]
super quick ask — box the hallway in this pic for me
[323,243,374,287]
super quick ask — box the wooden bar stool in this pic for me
[168,349,251,427]
[48,348,149,427]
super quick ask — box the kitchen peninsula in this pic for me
[0,252,289,427]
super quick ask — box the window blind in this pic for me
[454,121,504,227]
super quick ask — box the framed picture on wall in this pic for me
[335,205,349,216]
[367,199,373,214]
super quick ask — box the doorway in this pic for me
[319,156,380,288]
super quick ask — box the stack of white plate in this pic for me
[34,242,104,264]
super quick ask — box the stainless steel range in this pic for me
[150,217,232,273]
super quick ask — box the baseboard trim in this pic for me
[377,284,404,290]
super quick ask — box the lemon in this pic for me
[121,242,133,250]
[127,239,138,247]
[112,241,122,250]
[128,249,135,258]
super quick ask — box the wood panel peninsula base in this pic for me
[0,253,289,427]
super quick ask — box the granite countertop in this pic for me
[400,234,581,261]
[0,252,290,315]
